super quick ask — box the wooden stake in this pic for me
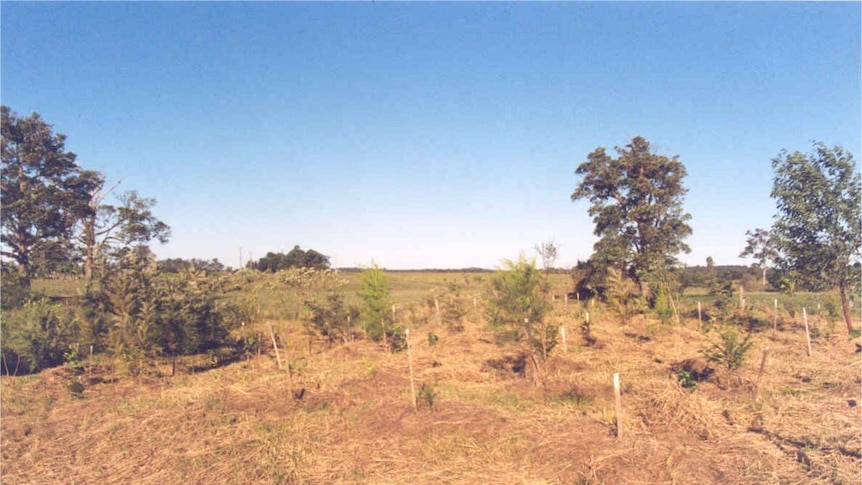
[284,336,293,384]
[392,304,396,323]
[268,322,283,370]
[697,301,702,326]
[473,297,477,309]
[406,329,417,410]
[755,346,770,396]
[773,299,778,331]
[435,298,441,326]
[803,308,812,357]
[614,373,623,439]
[560,326,568,353]
[89,345,94,378]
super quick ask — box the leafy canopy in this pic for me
[1,106,97,282]
[572,136,692,284]
[769,142,860,332]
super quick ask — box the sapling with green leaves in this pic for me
[485,255,555,384]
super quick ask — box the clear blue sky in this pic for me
[2,2,860,270]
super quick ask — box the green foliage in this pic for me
[676,370,698,391]
[305,292,360,345]
[250,246,330,272]
[642,269,683,324]
[485,255,555,360]
[1,106,97,284]
[269,267,347,320]
[708,276,736,319]
[702,328,754,370]
[571,136,692,285]
[427,332,439,346]
[439,282,469,332]
[85,256,240,372]
[157,258,225,273]
[417,382,438,411]
[1,297,81,374]
[739,228,779,287]
[78,179,171,280]
[63,343,84,372]
[604,267,644,323]
[770,142,861,332]
[1,262,31,310]
[358,263,402,348]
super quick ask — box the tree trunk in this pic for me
[839,282,854,335]
[761,267,767,287]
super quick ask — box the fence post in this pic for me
[697,301,702,327]
[773,299,778,332]
[268,323,283,370]
[614,373,623,439]
[803,308,812,357]
[406,328,417,410]
[755,346,770,396]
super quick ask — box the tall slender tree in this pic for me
[739,228,779,286]
[770,142,861,334]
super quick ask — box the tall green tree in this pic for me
[76,172,170,279]
[571,136,692,290]
[770,142,861,333]
[1,106,97,286]
[739,228,779,286]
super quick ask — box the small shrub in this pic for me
[427,332,439,346]
[702,328,754,370]
[417,382,438,411]
[605,268,644,324]
[676,370,698,391]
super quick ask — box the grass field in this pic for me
[3,271,860,484]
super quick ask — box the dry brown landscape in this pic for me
[3,291,860,484]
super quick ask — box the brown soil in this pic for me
[2,312,860,484]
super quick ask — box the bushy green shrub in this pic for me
[85,259,241,372]
[1,297,81,374]
[305,293,360,344]
[485,256,555,361]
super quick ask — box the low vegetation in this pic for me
[2,269,860,484]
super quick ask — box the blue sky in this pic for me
[2,2,860,269]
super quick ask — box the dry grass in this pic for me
[2,298,860,484]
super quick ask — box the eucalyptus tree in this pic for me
[76,171,170,279]
[739,228,779,286]
[770,142,860,333]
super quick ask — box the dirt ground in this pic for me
[2,310,860,484]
